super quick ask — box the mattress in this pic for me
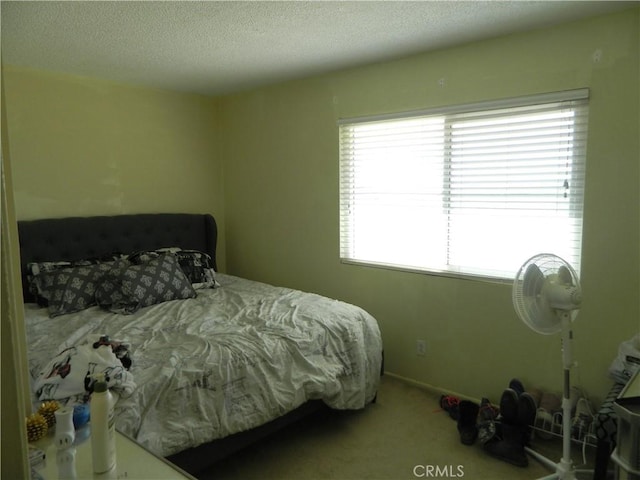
[25,273,383,457]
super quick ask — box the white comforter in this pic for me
[25,274,383,457]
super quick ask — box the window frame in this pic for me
[338,89,590,282]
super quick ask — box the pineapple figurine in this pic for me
[38,400,60,429]
[26,413,48,442]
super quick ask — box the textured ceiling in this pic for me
[1,1,636,96]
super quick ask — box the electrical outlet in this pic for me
[416,339,427,356]
[592,49,603,63]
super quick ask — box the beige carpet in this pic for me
[197,375,597,480]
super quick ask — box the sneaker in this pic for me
[527,387,543,407]
[571,397,593,440]
[477,397,499,445]
[439,395,460,420]
[534,391,561,440]
[570,386,583,411]
[539,391,562,413]
[534,407,555,440]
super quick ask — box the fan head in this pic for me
[512,253,582,335]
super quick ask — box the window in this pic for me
[339,89,589,280]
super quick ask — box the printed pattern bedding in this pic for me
[25,274,382,457]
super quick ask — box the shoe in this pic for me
[509,378,525,396]
[534,407,555,440]
[440,395,460,420]
[536,391,562,439]
[517,392,537,426]
[527,387,543,407]
[539,391,561,413]
[499,388,519,425]
[483,424,529,467]
[571,397,593,440]
[477,397,499,445]
[517,392,537,443]
[570,386,583,411]
[457,400,479,445]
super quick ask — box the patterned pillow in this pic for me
[174,250,219,289]
[127,247,181,265]
[128,248,219,289]
[27,254,126,306]
[96,253,196,314]
[27,261,74,306]
[33,263,115,317]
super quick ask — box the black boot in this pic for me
[483,388,537,467]
[499,387,519,425]
[483,423,529,467]
[517,392,537,445]
[457,400,479,445]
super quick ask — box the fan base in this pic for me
[525,442,595,479]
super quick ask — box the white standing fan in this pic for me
[512,253,590,480]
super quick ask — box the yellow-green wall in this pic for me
[2,66,227,270]
[217,8,640,403]
[2,8,639,411]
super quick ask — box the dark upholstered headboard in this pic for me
[17,213,217,303]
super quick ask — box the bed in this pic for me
[18,213,383,474]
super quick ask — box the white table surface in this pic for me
[31,426,195,480]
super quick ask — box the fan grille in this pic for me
[513,253,580,335]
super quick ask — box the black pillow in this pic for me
[96,253,196,314]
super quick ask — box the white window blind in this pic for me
[339,89,589,280]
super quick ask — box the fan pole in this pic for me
[557,313,576,479]
[525,313,578,480]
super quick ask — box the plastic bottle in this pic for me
[90,373,116,473]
